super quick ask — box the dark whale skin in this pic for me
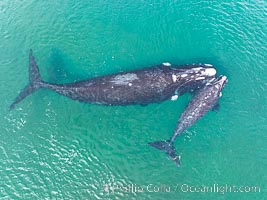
[42,65,216,106]
[10,50,216,109]
[149,75,228,166]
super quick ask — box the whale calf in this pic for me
[10,50,217,110]
[149,75,228,166]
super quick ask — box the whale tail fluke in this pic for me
[148,140,181,167]
[10,49,44,110]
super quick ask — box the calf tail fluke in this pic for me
[9,50,44,110]
[148,140,181,167]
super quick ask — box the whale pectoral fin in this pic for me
[212,103,220,112]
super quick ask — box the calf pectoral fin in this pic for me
[212,103,220,112]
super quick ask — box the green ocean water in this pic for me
[0,0,266,199]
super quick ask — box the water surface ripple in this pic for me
[0,1,266,199]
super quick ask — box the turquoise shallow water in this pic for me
[1,1,266,199]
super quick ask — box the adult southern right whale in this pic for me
[10,50,217,110]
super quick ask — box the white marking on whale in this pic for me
[181,74,188,78]
[221,76,227,82]
[172,74,177,82]
[171,94,179,101]
[202,68,216,76]
[110,73,138,85]
[204,64,213,67]
[192,67,203,71]
[195,77,205,80]
[163,62,171,66]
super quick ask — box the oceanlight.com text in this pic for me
[103,183,261,195]
[180,184,260,194]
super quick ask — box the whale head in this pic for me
[190,67,217,84]
[189,66,217,78]
[214,75,228,90]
